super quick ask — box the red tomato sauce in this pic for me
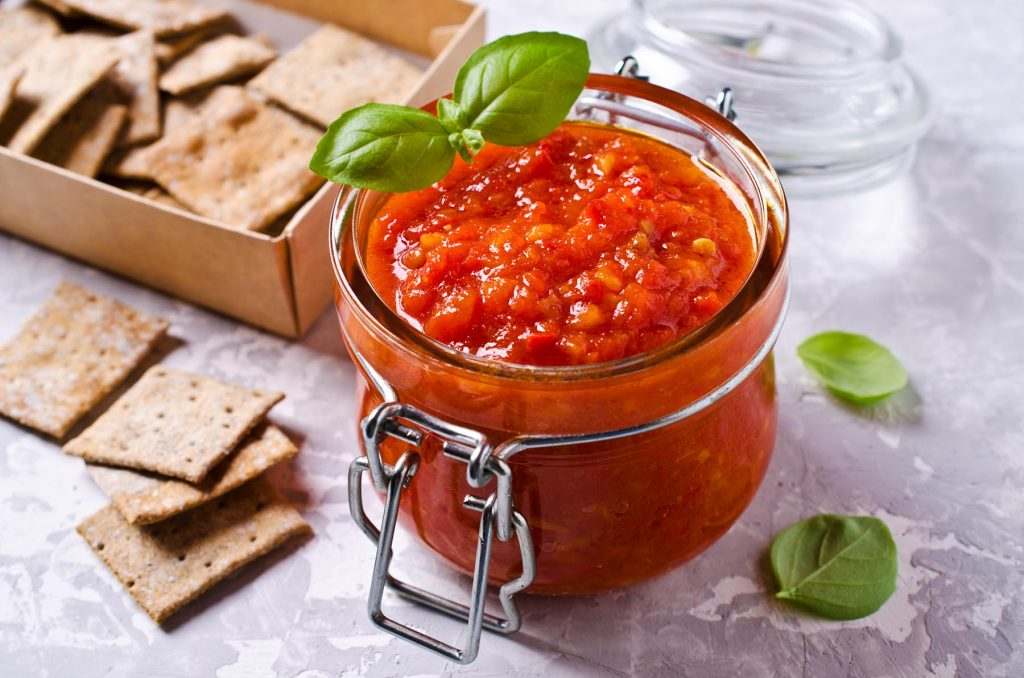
[364,122,756,366]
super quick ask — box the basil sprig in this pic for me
[771,515,898,620]
[797,331,908,404]
[309,32,590,193]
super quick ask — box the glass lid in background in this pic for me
[588,0,933,195]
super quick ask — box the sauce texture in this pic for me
[365,122,756,366]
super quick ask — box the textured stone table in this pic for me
[1,1,1022,676]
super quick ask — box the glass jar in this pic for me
[331,73,789,662]
[589,0,933,195]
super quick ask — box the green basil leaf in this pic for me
[309,103,454,193]
[771,514,898,620]
[454,31,589,146]
[797,331,908,404]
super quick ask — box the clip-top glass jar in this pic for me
[331,73,789,664]
[589,0,933,195]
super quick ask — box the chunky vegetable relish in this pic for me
[364,122,756,366]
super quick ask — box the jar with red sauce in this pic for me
[330,72,789,663]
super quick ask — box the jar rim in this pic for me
[329,73,789,382]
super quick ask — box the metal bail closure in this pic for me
[347,401,536,665]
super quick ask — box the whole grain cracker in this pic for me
[0,35,118,153]
[77,477,311,623]
[111,31,160,145]
[247,24,423,128]
[33,83,127,177]
[56,0,228,38]
[104,85,246,179]
[155,25,222,65]
[0,6,61,71]
[159,34,276,96]
[0,282,168,438]
[0,66,23,123]
[89,423,297,524]
[64,366,284,482]
[122,88,323,230]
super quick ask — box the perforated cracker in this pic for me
[77,477,311,623]
[0,282,168,438]
[64,366,283,482]
[159,34,276,96]
[56,0,228,38]
[89,423,297,524]
[117,87,323,230]
[247,24,423,128]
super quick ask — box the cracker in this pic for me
[122,88,323,230]
[0,6,61,71]
[33,83,127,177]
[77,477,311,623]
[156,25,222,65]
[247,24,423,128]
[110,31,160,145]
[0,66,23,123]
[89,423,297,524]
[0,35,118,153]
[64,366,284,482]
[57,0,228,38]
[0,282,168,438]
[159,34,276,96]
[104,85,245,179]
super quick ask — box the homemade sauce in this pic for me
[364,122,756,366]
[338,113,786,594]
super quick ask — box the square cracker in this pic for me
[77,477,311,623]
[56,0,228,38]
[104,85,246,179]
[118,88,323,231]
[0,6,61,71]
[0,282,168,438]
[155,25,222,65]
[89,423,297,525]
[159,34,276,96]
[64,366,284,482]
[0,66,23,123]
[247,24,423,129]
[33,83,127,177]
[0,35,118,153]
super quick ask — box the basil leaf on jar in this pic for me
[454,31,589,146]
[797,331,908,404]
[771,514,898,620]
[309,103,454,193]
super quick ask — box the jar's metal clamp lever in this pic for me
[346,353,535,665]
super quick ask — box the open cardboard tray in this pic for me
[0,0,485,337]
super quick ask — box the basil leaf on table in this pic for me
[309,103,454,193]
[770,515,898,620]
[453,31,589,146]
[797,331,908,404]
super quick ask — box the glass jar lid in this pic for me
[588,0,933,195]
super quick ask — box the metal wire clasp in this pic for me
[346,353,536,664]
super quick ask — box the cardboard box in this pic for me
[0,0,485,337]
